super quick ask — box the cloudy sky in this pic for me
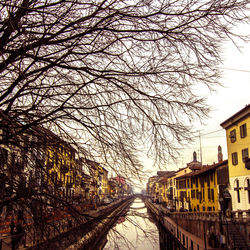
[172,34,250,170]
[141,24,250,180]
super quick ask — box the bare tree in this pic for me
[0,1,250,246]
[0,0,249,171]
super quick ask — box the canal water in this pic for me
[103,198,160,250]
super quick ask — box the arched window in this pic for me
[234,179,241,203]
[244,178,250,204]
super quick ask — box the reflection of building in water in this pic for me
[103,198,159,250]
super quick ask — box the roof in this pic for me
[176,167,186,173]
[157,171,176,177]
[0,110,77,152]
[159,177,169,183]
[85,159,108,172]
[175,160,228,180]
[220,104,250,129]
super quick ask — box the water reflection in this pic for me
[103,198,159,250]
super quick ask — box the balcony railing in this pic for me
[167,210,250,223]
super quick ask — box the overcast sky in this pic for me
[140,26,250,182]
[177,37,250,167]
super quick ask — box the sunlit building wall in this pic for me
[221,104,250,211]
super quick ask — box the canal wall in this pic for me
[66,196,134,250]
[144,198,250,250]
[145,199,217,250]
[26,196,134,250]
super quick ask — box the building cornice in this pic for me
[220,104,250,129]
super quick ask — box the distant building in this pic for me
[221,104,250,211]
[85,159,108,199]
[174,152,202,210]
[176,157,229,212]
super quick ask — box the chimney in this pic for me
[218,145,223,163]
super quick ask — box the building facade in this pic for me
[221,104,250,211]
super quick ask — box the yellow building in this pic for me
[101,168,108,198]
[158,177,167,203]
[74,158,91,200]
[166,173,177,209]
[146,176,158,200]
[44,130,77,199]
[147,171,176,204]
[221,104,250,211]
[85,159,108,200]
[158,171,176,205]
[174,152,202,210]
[176,159,229,212]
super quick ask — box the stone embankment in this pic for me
[144,198,250,250]
[26,196,134,250]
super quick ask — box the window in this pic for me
[191,240,194,250]
[232,152,238,165]
[208,188,211,200]
[211,189,214,201]
[230,129,236,143]
[207,176,210,187]
[242,148,249,162]
[195,178,198,188]
[210,173,213,182]
[245,179,250,204]
[240,123,247,138]
[191,190,195,199]
[234,179,241,203]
